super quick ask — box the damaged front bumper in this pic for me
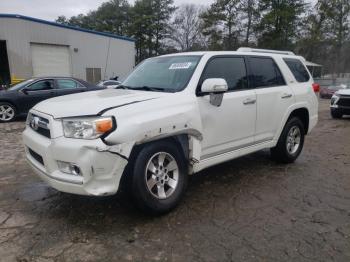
[22,125,133,196]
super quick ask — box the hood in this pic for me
[33,89,165,118]
[336,89,350,96]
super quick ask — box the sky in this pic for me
[0,0,214,21]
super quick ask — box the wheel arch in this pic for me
[0,99,18,111]
[132,135,191,161]
[288,107,310,134]
[119,132,200,193]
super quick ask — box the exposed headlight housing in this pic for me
[62,116,115,139]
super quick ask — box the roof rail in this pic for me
[237,47,295,56]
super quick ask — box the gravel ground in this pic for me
[0,99,349,262]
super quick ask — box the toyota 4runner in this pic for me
[23,48,318,214]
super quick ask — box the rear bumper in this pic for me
[22,124,129,196]
[308,114,318,134]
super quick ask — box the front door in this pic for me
[197,56,257,160]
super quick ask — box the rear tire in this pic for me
[0,102,16,123]
[331,110,343,119]
[130,140,188,215]
[271,117,305,164]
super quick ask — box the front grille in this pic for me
[28,148,44,166]
[338,96,350,107]
[36,126,51,138]
[27,113,51,138]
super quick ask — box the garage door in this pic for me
[31,43,71,77]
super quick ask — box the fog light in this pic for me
[57,161,82,176]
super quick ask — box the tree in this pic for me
[257,0,307,50]
[238,0,260,45]
[93,0,131,36]
[169,4,206,51]
[152,0,176,55]
[318,0,350,74]
[128,0,152,61]
[201,0,241,50]
[296,2,328,66]
[56,16,69,25]
[55,0,131,35]
[129,0,176,62]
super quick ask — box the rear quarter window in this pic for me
[283,58,310,83]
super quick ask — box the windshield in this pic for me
[8,79,35,91]
[122,55,201,92]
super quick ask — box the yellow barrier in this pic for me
[11,75,25,86]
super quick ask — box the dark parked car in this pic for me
[0,77,104,122]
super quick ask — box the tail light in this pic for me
[312,83,320,93]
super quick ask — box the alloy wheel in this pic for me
[0,104,15,121]
[286,126,301,155]
[145,152,179,199]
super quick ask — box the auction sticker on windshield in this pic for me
[169,62,192,70]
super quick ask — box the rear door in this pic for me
[248,56,295,143]
[54,79,86,96]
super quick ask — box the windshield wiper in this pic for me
[131,86,166,92]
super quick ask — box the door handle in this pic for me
[243,98,256,105]
[281,93,293,99]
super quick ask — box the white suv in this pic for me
[23,48,318,214]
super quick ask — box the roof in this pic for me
[0,13,135,42]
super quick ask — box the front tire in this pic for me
[130,140,188,215]
[271,117,305,164]
[0,102,16,123]
[331,109,343,119]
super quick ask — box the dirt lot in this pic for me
[0,99,349,262]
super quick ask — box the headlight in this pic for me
[26,112,33,126]
[62,116,115,139]
[331,94,340,105]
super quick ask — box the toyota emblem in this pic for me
[30,116,40,131]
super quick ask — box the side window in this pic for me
[57,79,78,89]
[201,57,248,91]
[284,58,310,82]
[249,57,285,88]
[27,80,54,91]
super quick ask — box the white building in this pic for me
[0,14,135,85]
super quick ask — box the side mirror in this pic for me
[200,78,228,107]
[201,78,228,93]
[21,88,29,94]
